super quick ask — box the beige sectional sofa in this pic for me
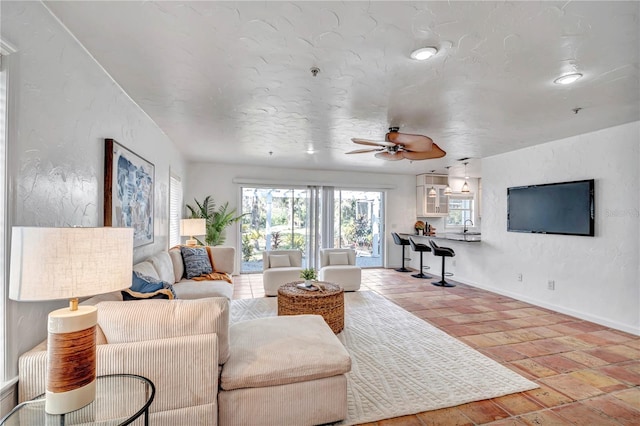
[134,245,236,300]
[18,297,351,426]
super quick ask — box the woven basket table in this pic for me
[277,281,344,334]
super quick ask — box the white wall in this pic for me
[419,122,639,334]
[185,163,416,272]
[1,1,186,381]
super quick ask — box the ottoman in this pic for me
[218,315,351,426]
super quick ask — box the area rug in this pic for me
[230,291,538,425]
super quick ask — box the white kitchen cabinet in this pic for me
[416,174,449,217]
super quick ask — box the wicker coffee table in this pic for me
[277,281,344,333]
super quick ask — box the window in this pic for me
[168,173,182,248]
[446,194,474,228]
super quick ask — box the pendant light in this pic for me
[444,166,452,195]
[427,170,437,197]
[461,162,470,193]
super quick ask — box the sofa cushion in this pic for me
[97,297,230,364]
[329,252,349,265]
[175,280,233,300]
[148,251,177,284]
[269,254,291,268]
[181,246,213,279]
[132,261,160,280]
[221,315,351,391]
[168,248,185,282]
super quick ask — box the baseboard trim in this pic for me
[453,275,640,337]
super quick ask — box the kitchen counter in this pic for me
[401,232,481,243]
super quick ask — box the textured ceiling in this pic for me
[44,1,640,177]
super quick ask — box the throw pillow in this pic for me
[122,271,176,300]
[181,246,213,279]
[329,252,349,265]
[269,254,291,268]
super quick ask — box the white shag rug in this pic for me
[231,291,538,425]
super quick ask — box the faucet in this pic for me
[463,219,474,233]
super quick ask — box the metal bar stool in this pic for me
[428,239,456,287]
[408,237,432,279]
[391,232,411,272]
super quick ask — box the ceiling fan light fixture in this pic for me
[554,73,583,85]
[410,47,438,61]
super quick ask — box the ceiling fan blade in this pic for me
[346,148,382,154]
[351,138,396,147]
[401,143,447,160]
[375,151,404,161]
[386,132,433,152]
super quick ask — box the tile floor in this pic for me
[233,269,640,425]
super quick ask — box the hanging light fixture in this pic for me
[461,162,470,193]
[444,166,452,195]
[428,170,437,197]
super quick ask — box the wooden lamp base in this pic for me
[46,304,98,414]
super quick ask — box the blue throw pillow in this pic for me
[123,271,177,300]
[131,271,165,293]
[181,246,213,279]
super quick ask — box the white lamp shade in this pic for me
[180,218,206,236]
[9,227,134,301]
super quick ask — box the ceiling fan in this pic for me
[347,127,446,161]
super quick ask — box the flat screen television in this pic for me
[507,179,595,236]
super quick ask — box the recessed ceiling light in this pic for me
[410,47,438,61]
[306,149,315,154]
[554,73,583,85]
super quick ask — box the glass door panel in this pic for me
[240,187,309,273]
[333,190,383,268]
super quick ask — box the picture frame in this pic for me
[104,138,155,247]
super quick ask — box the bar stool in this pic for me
[408,237,432,279]
[391,232,411,272]
[428,240,456,287]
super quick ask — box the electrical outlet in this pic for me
[548,280,555,290]
[517,273,523,282]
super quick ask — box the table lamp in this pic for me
[9,226,133,414]
[180,218,206,246]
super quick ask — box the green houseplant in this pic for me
[300,268,317,287]
[186,196,246,246]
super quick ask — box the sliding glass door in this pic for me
[240,186,384,273]
[333,190,383,267]
[240,187,310,272]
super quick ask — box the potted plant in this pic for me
[186,196,247,246]
[300,268,317,287]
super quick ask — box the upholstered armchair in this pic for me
[262,249,303,296]
[318,248,361,291]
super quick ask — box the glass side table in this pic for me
[1,374,155,426]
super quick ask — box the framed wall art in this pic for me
[104,138,155,247]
